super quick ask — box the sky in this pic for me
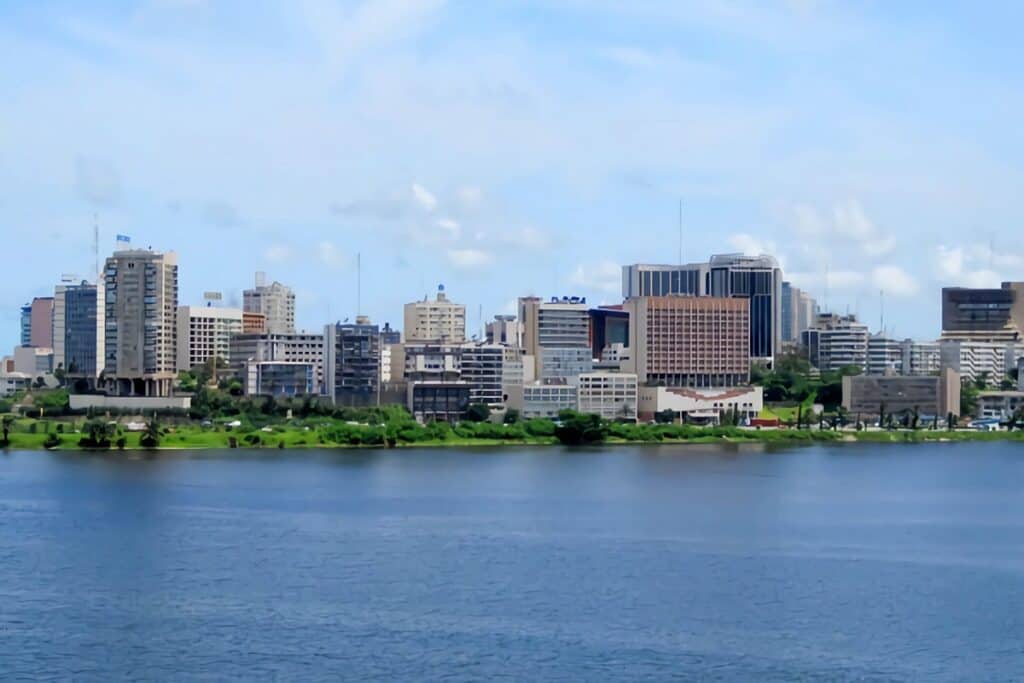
[4,0,1024,349]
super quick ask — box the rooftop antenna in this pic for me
[678,199,683,266]
[93,213,99,278]
[356,252,362,317]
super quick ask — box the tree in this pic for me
[140,416,161,449]
[79,419,114,448]
[961,382,979,417]
[975,371,991,390]
[654,409,676,424]
[553,410,608,446]
[465,403,491,423]
[1,415,13,445]
[503,408,520,424]
[878,402,886,430]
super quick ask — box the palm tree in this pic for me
[140,415,161,449]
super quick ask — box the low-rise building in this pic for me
[408,381,471,423]
[576,372,638,421]
[229,331,324,392]
[939,339,1024,386]
[841,369,960,418]
[14,346,54,376]
[244,361,315,397]
[176,305,243,372]
[506,381,578,419]
[976,391,1024,420]
[0,371,31,397]
[802,314,869,373]
[637,385,764,425]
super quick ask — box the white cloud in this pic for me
[568,261,621,294]
[790,200,895,256]
[264,244,291,263]
[492,225,551,250]
[412,182,438,211]
[447,248,493,269]
[933,244,1016,288]
[435,217,460,238]
[455,185,483,210]
[728,232,777,257]
[787,269,865,290]
[317,240,345,268]
[872,265,919,296]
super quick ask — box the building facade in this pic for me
[802,314,869,373]
[842,370,960,418]
[243,361,315,397]
[941,283,1024,342]
[781,282,818,343]
[637,385,764,424]
[621,263,708,299]
[176,305,243,372]
[404,286,466,343]
[939,339,1023,386]
[324,319,380,406]
[867,334,903,375]
[408,381,471,423]
[229,332,324,392]
[63,281,104,383]
[485,315,522,347]
[577,372,638,421]
[625,295,750,388]
[243,273,295,335]
[708,253,782,363]
[519,296,592,380]
[102,250,179,397]
[460,342,506,407]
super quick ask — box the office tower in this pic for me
[460,342,506,407]
[24,297,55,348]
[941,283,1024,342]
[324,318,380,406]
[801,314,869,373]
[404,285,466,343]
[229,331,324,391]
[625,296,750,387]
[621,263,708,299]
[577,372,638,421]
[781,282,819,343]
[589,306,629,360]
[867,334,903,375]
[243,272,295,335]
[63,281,104,385]
[485,315,522,347]
[243,361,315,397]
[19,304,31,346]
[379,322,402,384]
[52,285,67,369]
[900,340,941,376]
[938,339,1024,386]
[519,296,593,380]
[102,250,179,397]
[176,305,244,372]
[708,254,782,363]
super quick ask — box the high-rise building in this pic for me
[941,283,1024,342]
[19,304,31,346]
[228,331,324,391]
[801,314,869,373]
[621,263,708,299]
[404,285,466,343]
[52,284,67,370]
[781,282,818,343]
[519,296,592,380]
[867,334,903,375]
[708,254,782,363]
[102,249,179,397]
[176,305,243,372]
[485,315,522,347]
[901,340,941,376]
[242,311,267,334]
[63,281,104,384]
[243,273,295,335]
[460,342,506,407]
[939,339,1024,386]
[324,318,380,406]
[26,296,55,348]
[577,372,638,421]
[624,296,750,388]
[589,306,630,361]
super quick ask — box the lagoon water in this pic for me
[1,442,1024,680]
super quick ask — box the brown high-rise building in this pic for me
[625,296,750,388]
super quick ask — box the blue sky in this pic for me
[3,0,1024,348]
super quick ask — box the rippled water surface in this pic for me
[2,442,1024,680]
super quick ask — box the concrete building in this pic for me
[102,250,179,397]
[976,391,1024,420]
[460,342,506,407]
[637,385,764,424]
[802,314,869,373]
[52,284,67,370]
[14,346,53,376]
[408,381,471,423]
[506,381,578,419]
[485,315,522,347]
[941,283,1024,342]
[243,273,295,335]
[229,332,324,392]
[176,305,243,372]
[939,339,1024,386]
[404,285,465,344]
[401,343,462,383]
[624,295,750,388]
[842,370,960,418]
[519,296,592,380]
[621,263,708,299]
[781,282,818,343]
[867,334,903,375]
[0,371,31,397]
[242,311,267,334]
[577,372,638,421]
[324,318,380,406]
[901,340,941,376]
[27,297,55,349]
[63,281,104,384]
[243,361,315,397]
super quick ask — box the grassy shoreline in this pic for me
[4,426,1024,451]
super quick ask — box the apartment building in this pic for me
[577,372,638,421]
[229,331,324,392]
[243,272,295,335]
[176,305,243,372]
[324,319,380,407]
[404,285,466,343]
[802,314,869,373]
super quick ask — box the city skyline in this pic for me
[6,2,1024,351]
